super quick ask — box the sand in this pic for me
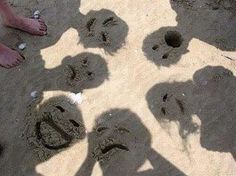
[0,0,236,175]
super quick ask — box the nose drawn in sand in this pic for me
[146,66,236,160]
[23,95,86,161]
[143,0,236,67]
[76,109,187,176]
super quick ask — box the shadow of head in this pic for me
[146,65,236,159]
[192,66,236,159]
[87,109,151,173]
[142,27,189,67]
[77,9,129,55]
[169,0,236,51]
[50,52,109,93]
[24,95,86,162]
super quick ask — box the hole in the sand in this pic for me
[162,53,169,59]
[152,44,159,51]
[161,107,166,115]
[163,94,168,102]
[69,119,80,127]
[55,106,65,113]
[165,31,183,48]
[101,144,129,154]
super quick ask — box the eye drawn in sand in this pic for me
[23,95,85,161]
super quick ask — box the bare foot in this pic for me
[4,16,47,36]
[0,43,24,69]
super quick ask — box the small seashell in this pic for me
[33,10,40,19]
[33,10,40,16]
[68,93,76,104]
[30,91,38,98]
[18,43,26,50]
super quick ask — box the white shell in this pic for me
[30,91,38,98]
[18,43,26,50]
[68,93,83,104]
[33,10,40,16]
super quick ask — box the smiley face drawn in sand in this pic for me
[146,66,236,160]
[52,52,109,93]
[78,109,151,175]
[78,9,128,55]
[76,109,188,176]
[142,27,189,67]
[146,81,199,138]
[88,111,144,166]
[24,95,86,161]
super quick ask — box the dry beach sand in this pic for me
[0,0,236,175]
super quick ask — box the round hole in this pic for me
[164,31,183,48]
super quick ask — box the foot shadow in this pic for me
[146,65,236,160]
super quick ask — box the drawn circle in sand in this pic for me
[24,95,86,161]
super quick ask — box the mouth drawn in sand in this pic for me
[143,27,187,67]
[91,125,132,164]
[24,96,85,161]
[92,137,129,163]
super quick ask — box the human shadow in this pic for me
[142,0,236,67]
[0,0,118,175]
[146,65,236,160]
[75,109,186,176]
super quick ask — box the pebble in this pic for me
[18,43,26,50]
